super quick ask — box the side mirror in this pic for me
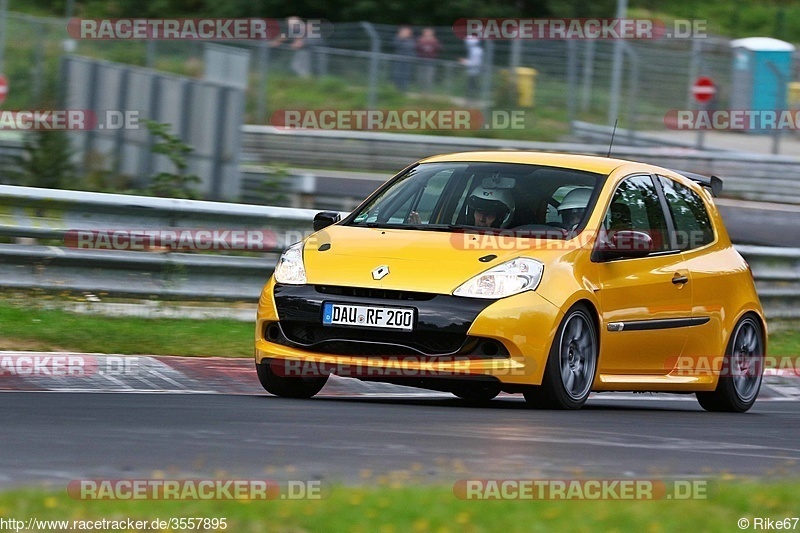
[313,211,341,231]
[592,230,654,262]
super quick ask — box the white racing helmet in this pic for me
[467,185,515,228]
[557,187,592,225]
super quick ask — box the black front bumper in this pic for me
[270,284,506,357]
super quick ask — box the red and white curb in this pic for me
[0,351,797,401]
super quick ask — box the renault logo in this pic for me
[372,265,389,280]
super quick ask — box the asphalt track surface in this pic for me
[3,390,800,489]
[716,199,800,247]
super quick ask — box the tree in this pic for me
[144,120,202,199]
[18,131,76,189]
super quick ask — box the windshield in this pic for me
[346,162,605,237]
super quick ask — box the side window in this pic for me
[411,170,452,223]
[604,175,670,251]
[658,176,714,250]
[385,195,415,224]
[384,170,451,224]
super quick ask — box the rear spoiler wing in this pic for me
[671,170,723,197]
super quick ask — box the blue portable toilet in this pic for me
[730,37,795,133]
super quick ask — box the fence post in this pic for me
[768,60,786,155]
[140,75,162,189]
[479,40,494,120]
[581,40,595,112]
[83,61,101,178]
[210,86,230,201]
[255,41,270,124]
[360,22,380,109]
[146,39,156,69]
[114,68,131,177]
[567,40,578,134]
[33,20,45,106]
[508,40,521,102]
[608,0,628,125]
[690,39,707,151]
[624,42,640,144]
[687,38,702,109]
[0,0,8,74]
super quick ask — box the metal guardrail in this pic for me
[0,185,799,318]
[0,243,272,301]
[240,125,800,205]
[0,186,330,301]
[570,121,730,150]
[736,245,800,319]
[0,184,321,248]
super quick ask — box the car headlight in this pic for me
[453,258,543,299]
[274,242,307,285]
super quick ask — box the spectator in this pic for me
[271,16,311,78]
[392,26,416,92]
[459,37,483,101]
[415,28,441,94]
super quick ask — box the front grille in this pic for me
[298,341,425,357]
[267,321,510,358]
[280,322,466,355]
[315,285,436,301]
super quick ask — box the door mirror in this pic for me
[313,211,341,231]
[592,230,654,262]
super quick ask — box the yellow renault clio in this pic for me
[255,152,766,412]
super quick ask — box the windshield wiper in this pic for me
[403,224,477,232]
[355,222,475,232]
[356,222,410,229]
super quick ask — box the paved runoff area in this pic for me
[0,351,798,401]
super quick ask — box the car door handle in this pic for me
[672,274,689,285]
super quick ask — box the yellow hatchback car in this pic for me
[255,152,766,412]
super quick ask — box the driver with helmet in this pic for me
[466,185,515,228]
[557,187,592,231]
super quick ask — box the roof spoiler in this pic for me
[671,170,723,197]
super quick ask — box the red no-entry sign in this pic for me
[0,75,7,105]
[692,76,716,104]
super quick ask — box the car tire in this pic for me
[452,383,501,403]
[524,304,598,410]
[696,315,764,413]
[256,360,328,399]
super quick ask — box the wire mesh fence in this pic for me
[2,14,798,140]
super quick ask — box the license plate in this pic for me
[322,302,414,331]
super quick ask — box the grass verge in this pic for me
[0,300,254,357]
[1,479,799,532]
[2,298,800,359]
